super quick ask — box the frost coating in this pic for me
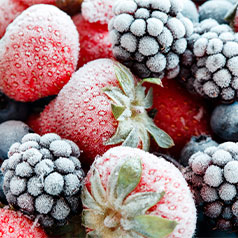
[15,162,33,178]
[215,69,232,87]
[219,183,236,201]
[109,0,193,79]
[35,194,54,214]
[0,133,84,227]
[201,185,218,202]
[191,153,211,175]
[204,165,223,187]
[51,198,70,220]
[49,140,72,157]
[120,33,137,52]
[55,157,75,174]
[44,172,64,196]
[40,133,61,148]
[139,36,159,56]
[224,161,238,184]
[10,177,26,196]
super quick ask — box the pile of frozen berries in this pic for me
[1,0,238,237]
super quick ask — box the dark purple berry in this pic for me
[0,121,33,162]
[211,102,238,141]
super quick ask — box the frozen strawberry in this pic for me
[151,78,212,156]
[0,208,47,238]
[28,59,174,164]
[81,0,114,24]
[81,146,197,238]
[0,0,27,39]
[0,4,79,102]
[73,14,112,68]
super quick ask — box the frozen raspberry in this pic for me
[0,4,79,102]
[1,133,84,227]
[82,146,196,238]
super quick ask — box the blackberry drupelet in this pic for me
[109,0,193,79]
[1,133,84,227]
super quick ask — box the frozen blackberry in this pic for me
[181,19,238,102]
[109,0,193,79]
[0,133,84,227]
[184,141,238,231]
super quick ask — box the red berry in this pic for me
[28,59,173,165]
[0,4,79,102]
[81,0,114,24]
[151,78,212,155]
[0,0,27,39]
[82,146,197,238]
[73,14,113,68]
[0,208,47,238]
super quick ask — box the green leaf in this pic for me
[146,122,174,148]
[141,78,163,87]
[103,87,130,106]
[111,104,127,120]
[144,88,153,109]
[114,62,135,99]
[132,215,177,238]
[116,157,142,204]
[104,121,131,146]
[134,84,146,105]
[81,186,103,211]
[107,162,122,203]
[128,231,145,238]
[122,127,140,148]
[224,3,238,27]
[122,191,165,218]
[138,127,150,151]
[90,168,106,207]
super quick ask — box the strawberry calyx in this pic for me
[81,156,177,238]
[103,62,174,150]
